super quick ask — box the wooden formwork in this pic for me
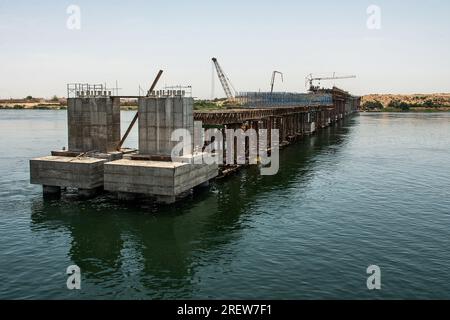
[193,88,360,176]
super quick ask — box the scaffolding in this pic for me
[235,92,333,108]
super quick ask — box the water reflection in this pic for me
[29,117,354,298]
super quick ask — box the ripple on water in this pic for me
[1,112,450,299]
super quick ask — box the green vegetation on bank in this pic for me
[1,99,226,111]
[362,99,450,112]
[0,104,67,110]
[3,94,449,113]
[194,100,221,110]
[361,101,384,111]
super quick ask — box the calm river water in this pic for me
[0,110,449,299]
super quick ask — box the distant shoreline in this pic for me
[0,100,223,111]
[1,104,450,113]
[0,105,450,113]
[361,93,450,112]
[2,92,450,113]
[0,104,139,111]
[0,98,226,111]
[364,107,450,113]
[0,104,67,110]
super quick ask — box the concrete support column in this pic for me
[78,188,100,199]
[138,96,194,157]
[156,195,176,204]
[117,192,137,201]
[193,180,211,195]
[43,185,61,197]
[67,97,120,153]
[197,180,210,188]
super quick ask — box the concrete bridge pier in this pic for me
[43,185,61,198]
[78,187,101,199]
[31,97,123,198]
[104,95,218,204]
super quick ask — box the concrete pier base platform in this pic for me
[305,122,316,134]
[78,187,101,199]
[43,185,61,194]
[43,185,62,199]
[156,195,177,204]
[196,180,210,188]
[117,192,138,201]
[30,156,107,195]
[104,157,218,202]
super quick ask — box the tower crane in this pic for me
[212,57,236,101]
[270,71,284,93]
[306,73,356,92]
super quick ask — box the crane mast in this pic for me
[212,57,235,100]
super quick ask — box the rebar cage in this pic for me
[67,83,117,98]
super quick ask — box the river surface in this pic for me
[0,110,449,299]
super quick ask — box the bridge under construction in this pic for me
[30,65,360,204]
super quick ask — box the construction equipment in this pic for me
[306,73,356,92]
[270,71,284,93]
[116,70,163,151]
[212,57,236,101]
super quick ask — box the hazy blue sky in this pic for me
[1,0,449,98]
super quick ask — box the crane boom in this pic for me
[212,57,235,100]
[270,71,284,93]
[313,75,356,81]
[306,73,356,91]
[116,70,163,151]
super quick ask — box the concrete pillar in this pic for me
[194,120,203,153]
[78,188,100,199]
[156,195,176,204]
[67,97,120,153]
[43,185,61,197]
[117,192,137,201]
[193,180,211,195]
[138,96,194,157]
[197,180,210,188]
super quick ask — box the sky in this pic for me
[0,0,449,99]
